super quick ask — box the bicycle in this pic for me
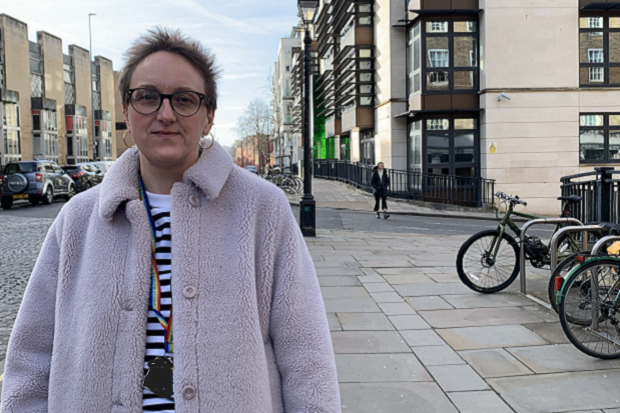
[456,191,589,294]
[557,226,620,359]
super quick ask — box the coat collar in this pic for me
[98,138,234,221]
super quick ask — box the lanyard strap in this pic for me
[138,173,173,353]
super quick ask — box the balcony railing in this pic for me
[314,160,495,208]
[283,114,294,123]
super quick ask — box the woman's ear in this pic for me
[123,104,130,131]
[202,110,216,136]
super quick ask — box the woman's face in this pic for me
[124,51,214,169]
[378,163,384,170]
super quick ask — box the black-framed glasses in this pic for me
[126,88,207,117]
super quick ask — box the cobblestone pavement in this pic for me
[0,216,54,361]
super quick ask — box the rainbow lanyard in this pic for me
[138,173,173,354]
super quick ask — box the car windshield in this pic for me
[4,162,37,174]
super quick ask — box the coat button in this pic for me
[183,286,197,299]
[189,194,200,207]
[182,385,196,400]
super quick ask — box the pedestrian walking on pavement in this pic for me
[0,27,340,413]
[371,161,390,219]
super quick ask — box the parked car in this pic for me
[245,165,259,175]
[0,160,75,209]
[62,163,104,193]
[87,161,114,175]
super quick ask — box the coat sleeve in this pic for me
[0,210,64,413]
[269,195,341,412]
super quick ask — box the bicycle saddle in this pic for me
[557,195,582,203]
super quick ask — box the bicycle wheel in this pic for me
[548,251,590,314]
[559,258,620,359]
[294,177,304,193]
[456,229,520,293]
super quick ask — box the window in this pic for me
[580,113,620,163]
[580,15,620,86]
[408,120,423,190]
[32,114,40,131]
[424,117,479,177]
[424,21,478,93]
[407,22,422,99]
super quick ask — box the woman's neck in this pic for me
[139,151,200,195]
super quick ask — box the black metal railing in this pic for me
[560,167,620,224]
[313,159,496,208]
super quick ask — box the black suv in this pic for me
[0,160,75,209]
[62,164,104,193]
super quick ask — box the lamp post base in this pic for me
[299,195,316,237]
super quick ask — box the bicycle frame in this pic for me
[488,203,581,266]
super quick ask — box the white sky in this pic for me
[2,0,299,146]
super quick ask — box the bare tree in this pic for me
[234,98,272,171]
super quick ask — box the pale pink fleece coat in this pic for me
[0,140,341,413]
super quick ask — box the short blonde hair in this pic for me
[117,27,220,111]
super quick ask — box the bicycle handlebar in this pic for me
[495,191,527,206]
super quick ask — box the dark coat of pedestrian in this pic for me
[371,162,390,219]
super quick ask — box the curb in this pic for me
[287,200,532,222]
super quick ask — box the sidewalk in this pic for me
[287,179,512,221]
[311,229,620,413]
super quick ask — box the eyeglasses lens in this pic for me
[131,89,201,116]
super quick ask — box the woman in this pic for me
[371,162,390,219]
[0,28,340,413]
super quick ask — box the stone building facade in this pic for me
[0,13,116,169]
[288,0,620,215]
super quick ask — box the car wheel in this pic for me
[29,196,41,205]
[65,185,76,201]
[42,186,54,205]
[1,198,13,210]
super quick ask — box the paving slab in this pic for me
[378,302,417,316]
[323,298,381,313]
[457,348,534,378]
[426,273,462,283]
[335,353,433,382]
[313,261,350,268]
[369,292,403,303]
[427,364,489,392]
[447,391,514,413]
[331,331,411,354]
[507,344,620,374]
[358,260,414,268]
[441,293,534,309]
[488,369,620,413]
[320,286,370,299]
[383,274,436,284]
[356,274,386,283]
[436,325,548,350]
[388,315,430,330]
[406,296,454,311]
[376,267,441,275]
[363,283,394,293]
[337,313,395,331]
[522,322,571,344]
[418,307,546,329]
[412,345,465,366]
[318,275,361,287]
[316,267,364,276]
[327,313,342,331]
[393,282,473,297]
[339,382,458,413]
[400,329,446,347]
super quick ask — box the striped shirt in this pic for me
[143,192,174,412]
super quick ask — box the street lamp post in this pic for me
[297,0,318,237]
[88,13,97,161]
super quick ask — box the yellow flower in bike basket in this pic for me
[607,241,620,256]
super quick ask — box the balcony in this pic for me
[281,88,294,99]
[284,114,294,124]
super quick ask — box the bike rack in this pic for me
[519,218,584,307]
[587,235,620,331]
[548,224,606,273]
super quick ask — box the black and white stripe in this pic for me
[143,195,175,412]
